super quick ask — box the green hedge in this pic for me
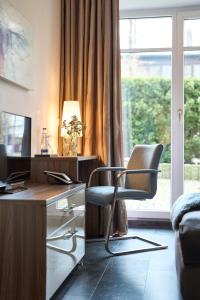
[122,77,200,163]
[159,163,200,180]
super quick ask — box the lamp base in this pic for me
[63,136,78,157]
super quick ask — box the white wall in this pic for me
[0,0,61,155]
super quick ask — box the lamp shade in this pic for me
[61,100,81,137]
[62,100,81,124]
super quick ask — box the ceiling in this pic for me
[119,0,200,11]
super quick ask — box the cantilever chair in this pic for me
[86,144,168,256]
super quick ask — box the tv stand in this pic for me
[0,183,85,300]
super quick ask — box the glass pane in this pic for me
[121,52,171,78]
[121,52,171,212]
[184,51,200,194]
[184,19,200,47]
[120,17,172,49]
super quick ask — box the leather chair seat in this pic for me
[179,211,200,264]
[86,186,150,207]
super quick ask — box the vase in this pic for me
[70,134,78,156]
[63,136,71,156]
[63,135,78,156]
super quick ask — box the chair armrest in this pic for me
[122,169,160,175]
[94,167,126,172]
[88,167,126,187]
[115,169,160,188]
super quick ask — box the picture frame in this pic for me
[0,0,33,90]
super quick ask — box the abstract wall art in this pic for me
[0,0,32,89]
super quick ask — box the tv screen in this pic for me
[0,112,31,183]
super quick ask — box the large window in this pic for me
[120,17,172,214]
[120,12,200,218]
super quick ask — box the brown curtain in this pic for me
[59,0,127,236]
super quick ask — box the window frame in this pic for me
[120,7,200,220]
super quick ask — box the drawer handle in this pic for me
[46,230,77,242]
[63,204,76,213]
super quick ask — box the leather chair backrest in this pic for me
[125,144,163,198]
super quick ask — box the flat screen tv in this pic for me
[0,112,31,186]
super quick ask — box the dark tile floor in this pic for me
[52,228,183,300]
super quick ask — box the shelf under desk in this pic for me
[31,155,98,184]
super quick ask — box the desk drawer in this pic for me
[47,210,85,253]
[47,189,85,236]
[46,187,85,299]
[46,211,85,299]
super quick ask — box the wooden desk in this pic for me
[31,156,100,237]
[0,184,85,300]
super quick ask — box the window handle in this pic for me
[177,109,183,121]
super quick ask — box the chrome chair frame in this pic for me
[87,167,167,256]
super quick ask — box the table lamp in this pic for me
[61,100,83,156]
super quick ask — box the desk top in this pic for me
[32,155,98,161]
[0,183,85,204]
